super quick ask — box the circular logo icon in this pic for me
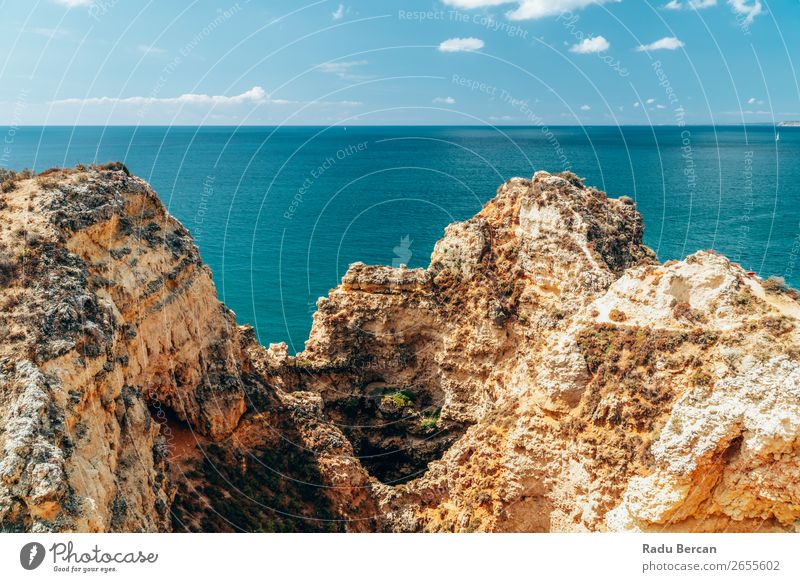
[20,542,46,570]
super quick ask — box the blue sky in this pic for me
[0,0,797,125]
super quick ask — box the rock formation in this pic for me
[1,165,798,533]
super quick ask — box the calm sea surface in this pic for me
[2,125,797,350]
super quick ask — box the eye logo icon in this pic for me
[20,542,46,570]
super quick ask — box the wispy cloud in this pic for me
[442,0,620,21]
[580,104,591,111]
[747,97,764,105]
[317,60,369,81]
[433,96,456,104]
[441,0,508,7]
[728,0,762,25]
[636,36,685,51]
[138,44,166,56]
[723,109,771,115]
[332,4,345,20]
[664,0,716,9]
[48,86,362,111]
[665,0,762,24]
[51,86,271,106]
[52,0,92,7]
[569,36,610,54]
[646,98,656,104]
[438,37,485,52]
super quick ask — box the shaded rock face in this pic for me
[1,166,799,533]
[0,167,323,531]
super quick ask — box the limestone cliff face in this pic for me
[1,166,798,533]
[0,166,250,531]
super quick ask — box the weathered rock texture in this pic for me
[1,166,798,532]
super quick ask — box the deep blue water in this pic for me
[2,125,798,350]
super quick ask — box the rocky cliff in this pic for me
[1,165,798,532]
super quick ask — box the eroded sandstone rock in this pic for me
[1,166,798,533]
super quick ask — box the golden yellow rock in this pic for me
[1,166,798,533]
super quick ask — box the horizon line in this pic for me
[0,123,791,128]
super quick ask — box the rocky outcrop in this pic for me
[0,166,255,531]
[1,166,798,532]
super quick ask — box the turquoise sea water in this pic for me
[2,125,798,350]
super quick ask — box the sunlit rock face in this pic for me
[1,166,798,533]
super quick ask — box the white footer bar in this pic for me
[1,533,797,581]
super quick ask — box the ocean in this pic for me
[2,125,797,350]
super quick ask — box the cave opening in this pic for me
[147,401,203,462]
[323,381,470,485]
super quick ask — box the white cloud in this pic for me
[489,115,513,121]
[569,35,610,54]
[317,60,369,80]
[441,0,508,7]
[138,44,166,56]
[332,4,345,20]
[433,97,456,104]
[727,109,770,115]
[633,102,640,107]
[656,104,667,109]
[51,86,270,107]
[442,0,621,21]
[665,0,762,23]
[49,87,363,112]
[728,0,762,25]
[664,0,717,9]
[636,37,685,51]
[747,97,764,105]
[438,37,485,52]
[646,98,656,104]
[580,104,591,111]
[53,0,92,6]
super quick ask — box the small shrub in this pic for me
[672,301,693,320]
[761,316,794,336]
[0,253,13,286]
[672,301,707,323]
[559,171,585,189]
[0,168,34,192]
[381,389,415,409]
[762,276,789,295]
[735,290,751,306]
[36,175,60,190]
[420,413,439,431]
[96,161,131,176]
[609,308,627,322]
